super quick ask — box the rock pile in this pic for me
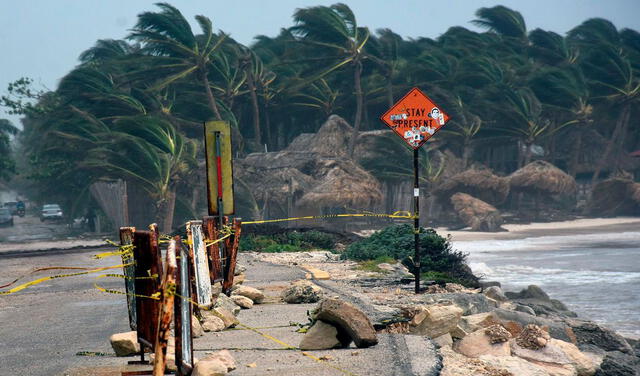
[485,325,511,344]
[516,324,550,350]
[281,280,324,303]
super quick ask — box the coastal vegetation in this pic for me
[2,3,639,229]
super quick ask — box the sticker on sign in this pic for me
[380,87,450,149]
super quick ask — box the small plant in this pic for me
[355,256,395,273]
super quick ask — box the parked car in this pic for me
[0,208,13,226]
[41,204,63,222]
[3,201,18,215]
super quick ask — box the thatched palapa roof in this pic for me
[296,158,382,209]
[587,177,640,216]
[509,161,577,196]
[286,115,352,157]
[434,168,510,205]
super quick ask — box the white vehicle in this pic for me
[41,204,63,222]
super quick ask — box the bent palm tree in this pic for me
[291,3,370,156]
[128,3,227,120]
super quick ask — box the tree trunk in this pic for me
[348,60,364,157]
[159,185,176,234]
[569,130,583,177]
[592,104,629,183]
[524,141,533,166]
[462,140,472,169]
[201,70,222,121]
[246,68,261,146]
[386,75,394,107]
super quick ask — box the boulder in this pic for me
[426,293,497,315]
[206,307,238,329]
[192,359,228,376]
[409,304,463,338]
[511,340,572,366]
[594,351,640,376]
[484,286,508,302]
[313,298,378,348]
[233,273,245,286]
[281,280,324,304]
[450,325,468,340]
[231,285,265,304]
[192,315,205,338]
[149,351,177,372]
[551,339,597,376]
[506,285,551,300]
[479,355,550,376]
[234,264,247,276]
[455,329,511,358]
[230,295,254,309]
[433,333,454,348]
[567,320,633,354]
[299,320,345,350]
[110,331,140,357]
[515,304,537,316]
[203,350,236,372]
[213,294,241,316]
[450,192,504,232]
[202,316,226,332]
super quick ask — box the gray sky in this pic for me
[2,0,639,128]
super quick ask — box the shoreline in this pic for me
[435,216,640,242]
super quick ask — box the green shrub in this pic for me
[239,230,335,253]
[343,224,479,287]
[355,256,396,273]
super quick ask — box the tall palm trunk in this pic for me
[386,74,394,108]
[348,60,364,157]
[158,185,176,234]
[592,104,630,183]
[201,69,222,121]
[569,129,583,177]
[245,68,261,146]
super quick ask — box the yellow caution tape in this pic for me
[237,322,359,376]
[242,210,415,225]
[0,263,132,295]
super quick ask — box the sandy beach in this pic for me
[435,216,640,242]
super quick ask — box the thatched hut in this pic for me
[434,168,510,206]
[296,158,382,209]
[587,177,640,216]
[450,192,504,232]
[286,115,352,157]
[509,161,577,196]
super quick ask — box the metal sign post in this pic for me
[380,87,450,294]
[175,237,193,376]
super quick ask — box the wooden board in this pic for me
[133,229,163,350]
[119,227,137,331]
[186,221,212,308]
[204,121,235,215]
[174,237,193,376]
[153,239,177,376]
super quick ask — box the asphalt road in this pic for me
[0,247,131,376]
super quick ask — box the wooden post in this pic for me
[186,221,212,308]
[119,227,137,331]
[222,218,242,294]
[203,216,223,283]
[153,239,177,376]
[133,229,163,351]
[174,237,193,376]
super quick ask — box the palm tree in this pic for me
[472,5,527,40]
[291,3,370,156]
[128,3,227,120]
[0,119,18,180]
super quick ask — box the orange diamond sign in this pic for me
[380,87,450,149]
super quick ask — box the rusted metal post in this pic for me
[222,218,242,294]
[153,239,177,376]
[132,229,163,353]
[186,221,212,309]
[203,216,223,283]
[413,149,421,294]
[119,227,137,331]
[174,237,193,376]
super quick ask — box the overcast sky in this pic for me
[2,0,639,127]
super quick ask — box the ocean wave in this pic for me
[453,231,640,254]
[476,264,640,285]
